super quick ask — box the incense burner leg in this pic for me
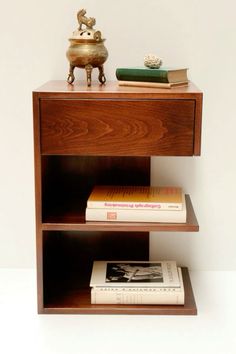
[67,64,75,84]
[98,65,106,84]
[85,64,93,86]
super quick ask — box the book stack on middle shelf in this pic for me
[90,261,184,305]
[116,66,189,89]
[85,185,186,223]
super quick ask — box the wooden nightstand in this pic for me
[33,81,202,315]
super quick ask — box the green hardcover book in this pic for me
[116,67,188,83]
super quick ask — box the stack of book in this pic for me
[116,66,189,89]
[90,260,184,305]
[85,185,186,223]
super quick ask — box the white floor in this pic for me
[0,269,236,354]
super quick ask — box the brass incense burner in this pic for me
[66,9,108,86]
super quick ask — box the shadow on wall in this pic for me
[151,156,198,195]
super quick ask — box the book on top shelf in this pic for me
[90,260,180,288]
[116,67,188,83]
[87,185,184,211]
[91,267,184,305]
[118,80,189,89]
[85,194,186,223]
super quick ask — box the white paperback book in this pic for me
[90,260,180,288]
[91,267,184,305]
[85,195,186,223]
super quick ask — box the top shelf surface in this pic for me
[34,80,203,99]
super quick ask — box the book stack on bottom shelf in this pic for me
[90,261,184,305]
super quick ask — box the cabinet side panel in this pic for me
[193,94,203,156]
[33,93,43,313]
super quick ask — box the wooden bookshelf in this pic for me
[33,81,202,315]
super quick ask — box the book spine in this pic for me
[118,81,189,89]
[85,202,186,223]
[91,287,184,305]
[116,68,169,83]
[87,200,182,211]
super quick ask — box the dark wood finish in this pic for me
[42,231,149,308]
[41,99,195,156]
[41,155,150,223]
[33,92,44,313]
[35,81,202,156]
[40,155,198,232]
[34,80,202,98]
[33,81,202,315]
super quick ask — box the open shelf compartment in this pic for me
[41,156,199,232]
[41,231,197,315]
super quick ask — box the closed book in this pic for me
[91,268,184,305]
[87,185,183,211]
[90,260,180,288]
[116,67,188,83]
[86,195,186,223]
[118,80,189,89]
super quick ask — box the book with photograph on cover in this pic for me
[90,260,180,288]
[91,267,184,305]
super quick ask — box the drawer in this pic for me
[40,99,196,156]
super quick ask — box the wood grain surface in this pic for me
[33,81,202,314]
[41,99,195,156]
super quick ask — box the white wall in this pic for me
[0,0,236,269]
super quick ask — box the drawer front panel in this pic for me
[40,99,195,156]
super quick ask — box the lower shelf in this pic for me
[42,267,197,315]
